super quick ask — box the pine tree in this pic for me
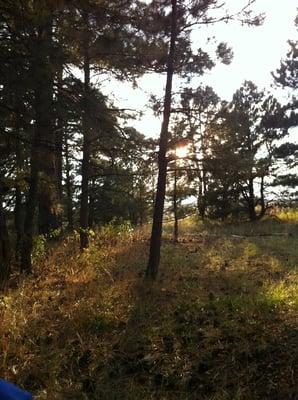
[272,14,298,198]
[204,81,286,220]
[146,0,261,279]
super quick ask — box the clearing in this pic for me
[0,214,297,399]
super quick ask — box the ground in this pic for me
[0,212,297,399]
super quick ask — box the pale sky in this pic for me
[101,0,297,138]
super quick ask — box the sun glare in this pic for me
[175,145,189,159]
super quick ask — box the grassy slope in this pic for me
[0,213,297,400]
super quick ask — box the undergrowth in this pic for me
[0,215,297,399]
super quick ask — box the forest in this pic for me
[0,0,297,399]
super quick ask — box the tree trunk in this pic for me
[21,144,39,273]
[146,0,177,280]
[37,16,59,235]
[12,62,25,262]
[21,9,55,272]
[197,176,206,219]
[65,135,74,231]
[80,35,91,249]
[0,197,11,285]
[257,175,266,219]
[55,65,64,230]
[139,183,145,226]
[173,165,178,243]
[191,115,206,219]
[14,114,24,262]
[88,178,95,228]
[36,20,58,234]
[248,177,256,221]
[200,141,208,219]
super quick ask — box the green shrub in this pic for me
[32,234,47,260]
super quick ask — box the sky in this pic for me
[101,0,297,138]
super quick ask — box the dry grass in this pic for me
[0,215,297,399]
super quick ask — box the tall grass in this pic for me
[0,214,297,399]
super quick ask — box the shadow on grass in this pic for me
[100,218,296,399]
[0,222,297,400]
[88,228,297,400]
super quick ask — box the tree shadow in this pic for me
[0,227,297,399]
[100,228,297,399]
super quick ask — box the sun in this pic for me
[175,145,189,159]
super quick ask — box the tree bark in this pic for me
[173,164,178,243]
[80,33,91,250]
[257,175,266,219]
[14,142,24,262]
[247,177,256,221]
[37,15,59,235]
[55,65,64,229]
[21,8,55,271]
[21,138,39,273]
[65,135,74,231]
[191,112,206,219]
[139,183,145,226]
[88,178,95,228]
[12,57,25,262]
[197,175,206,219]
[0,197,11,285]
[14,112,24,262]
[146,0,177,280]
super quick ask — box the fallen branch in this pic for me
[231,233,292,238]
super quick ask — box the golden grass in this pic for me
[0,216,297,399]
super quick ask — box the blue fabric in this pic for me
[0,380,32,400]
